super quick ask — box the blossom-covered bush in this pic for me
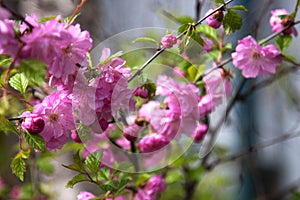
[0,0,300,199]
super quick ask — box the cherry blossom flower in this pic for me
[138,134,169,153]
[0,19,20,57]
[205,9,223,29]
[145,175,166,195]
[20,111,45,134]
[32,90,75,150]
[193,123,208,142]
[20,15,92,89]
[77,191,95,200]
[232,35,282,78]
[0,7,11,20]
[270,9,298,36]
[161,34,177,48]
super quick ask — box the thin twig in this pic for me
[128,0,235,83]
[67,0,88,24]
[205,129,300,170]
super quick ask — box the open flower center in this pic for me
[253,51,261,60]
[49,113,59,122]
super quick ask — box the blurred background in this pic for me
[1,0,300,199]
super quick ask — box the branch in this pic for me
[205,129,300,171]
[258,177,300,200]
[128,0,236,83]
[238,66,299,99]
[67,0,88,24]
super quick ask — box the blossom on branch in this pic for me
[205,9,223,29]
[232,36,282,78]
[270,9,298,36]
[32,90,75,150]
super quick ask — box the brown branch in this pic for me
[205,129,300,171]
[67,0,88,24]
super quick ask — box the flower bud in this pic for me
[134,87,149,98]
[206,9,223,29]
[71,130,82,143]
[21,111,45,134]
[193,123,208,142]
[123,124,140,142]
[161,34,177,48]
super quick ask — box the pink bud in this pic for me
[193,123,208,142]
[71,130,82,143]
[123,124,140,142]
[206,9,223,29]
[134,87,149,98]
[161,34,177,48]
[21,111,45,134]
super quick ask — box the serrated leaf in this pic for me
[85,150,102,174]
[229,5,248,12]
[132,37,159,45]
[0,115,18,134]
[24,131,45,151]
[66,174,88,188]
[11,153,26,181]
[19,60,47,87]
[99,180,119,192]
[9,73,28,94]
[276,35,292,51]
[98,167,111,180]
[196,24,218,42]
[223,10,242,34]
[0,57,12,67]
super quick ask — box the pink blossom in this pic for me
[198,94,214,118]
[20,111,45,134]
[161,34,177,48]
[123,123,140,142]
[0,19,20,57]
[193,123,208,142]
[270,9,298,36]
[20,15,92,89]
[138,134,169,153]
[203,68,232,107]
[134,189,153,200]
[203,37,214,52]
[145,175,166,196]
[33,90,75,150]
[205,9,223,29]
[0,7,11,20]
[77,191,95,200]
[71,130,82,143]
[232,35,282,78]
[10,186,21,200]
[173,67,185,78]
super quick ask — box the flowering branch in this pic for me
[128,0,235,82]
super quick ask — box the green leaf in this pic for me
[62,164,83,173]
[214,0,225,3]
[73,150,84,168]
[9,73,28,94]
[115,176,132,195]
[98,167,111,180]
[0,57,12,67]
[223,10,243,34]
[66,174,88,188]
[11,153,26,181]
[132,37,159,45]
[178,23,190,34]
[0,115,18,134]
[177,16,195,24]
[85,150,102,174]
[19,60,47,87]
[38,16,56,23]
[276,35,292,51]
[24,131,46,151]
[229,5,248,12]
[99,180,119,192]
[196,24,218,42]
[282,53,297,63]
[64,13,81,24]
[187,65,197,81]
